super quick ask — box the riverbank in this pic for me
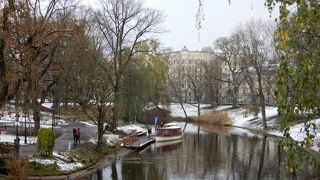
[231,125,320,158]
[27,147,134,180]
[1,103,319,178]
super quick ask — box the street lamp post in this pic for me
[52,109,55,130]
[14,112,20,154]
[24,111,27,144]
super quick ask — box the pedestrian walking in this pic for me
[76,128,80,145]
[73,128,76,144]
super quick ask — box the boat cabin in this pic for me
[157,126,181,137]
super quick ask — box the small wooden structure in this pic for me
[122,133,155,149]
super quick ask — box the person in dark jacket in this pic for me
[73,128,77,144]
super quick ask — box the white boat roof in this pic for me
[159,125,181,130]
[163,122,178,127]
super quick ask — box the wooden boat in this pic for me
[156,123,182,142]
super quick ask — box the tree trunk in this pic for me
[232,85,239,108]
[257,135,266,180]
[247,76,257,105]
[33,101,41,134]
[111,84,119,132]
[258,74,267,130]
[179,101,188,118]
[111,161,118,179]
[0,38,6,108]
[0,83,9,108]
[96,108,104,152]
[0,4,9,108]
[197,101,200,116]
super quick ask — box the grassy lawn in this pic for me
[28,160,63,176]
[5,127,37,136]
[69,142,120,167]
[58,105,89,122]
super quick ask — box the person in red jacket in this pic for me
[75,128,80,145]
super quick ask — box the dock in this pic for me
[122,133,155,149]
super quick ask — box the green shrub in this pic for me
[37,128,56,157]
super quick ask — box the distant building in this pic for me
[167,46,221,103]
[166,46,277,106]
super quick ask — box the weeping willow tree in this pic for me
[119,40,168,123]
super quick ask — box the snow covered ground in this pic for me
[89,134,121,146]
[0,132,37,145]
[269,119,320,151]
[0,119,68,145]
[115,103,320,151]
[228,106,279,128]
[214,105,233,111]
[117,124,147,135]
[225,106,320,151]
[80,121,96,127]
[0,108,68,144]
[29,151,84,172]
[158,103,214,118]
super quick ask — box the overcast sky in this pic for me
[82,0,279,51]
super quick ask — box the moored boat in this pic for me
[156,123,182,142]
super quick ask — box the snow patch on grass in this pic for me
[214,105,232,111]
[226,106,278,128]
[89,134,121,146]
[159,103,213,118]
[103,134,120,146]
[29,151,84,172]
[270,119,320,151]
[0,132,37,145]
[80,121,96,127]
[117,124,147,135]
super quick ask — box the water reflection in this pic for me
[86,124,315,180]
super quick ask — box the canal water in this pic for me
[85,123,315,180]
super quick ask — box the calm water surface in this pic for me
[85,123,315,180]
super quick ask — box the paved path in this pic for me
[20,120,97,157]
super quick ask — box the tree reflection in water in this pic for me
[86,124,315,180]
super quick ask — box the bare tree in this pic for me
[186,62,207,116]
[203,59,222,106]
[0,0,79,132]
[93,0,163,131]
[60,18,113,151]
[239,19,276,130]
[167,66,189,119]
[214,34,245,108]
